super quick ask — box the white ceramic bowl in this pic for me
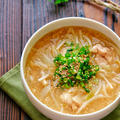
[20,17,120,120]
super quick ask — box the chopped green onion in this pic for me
[53,43,99,93]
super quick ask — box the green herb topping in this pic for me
[53,42,99,93]
[48,0,69,5]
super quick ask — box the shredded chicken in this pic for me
[91,44,113,65]
[60,91,87,112]
[95,54,108,66]
[60,92,79,111]
[91,44,109,56]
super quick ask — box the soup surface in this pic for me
[25,27,120,114]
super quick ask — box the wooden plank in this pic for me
[84,0,120,37]
[104,0,120,33]
[76,0,85,17]
[114,0,120,37]
[84,2,104,23]
[0,0,22,120]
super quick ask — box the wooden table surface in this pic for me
[0,0,120,120]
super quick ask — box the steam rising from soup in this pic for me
[25,27,120,114]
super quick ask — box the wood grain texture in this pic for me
[0,0,120,120]
[0,0,23,120]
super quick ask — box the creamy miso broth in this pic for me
[25,27,120,114]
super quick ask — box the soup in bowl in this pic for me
[20,17,120,120]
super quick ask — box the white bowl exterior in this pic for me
[20,17,120,120]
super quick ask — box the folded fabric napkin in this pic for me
[0,64,120,120]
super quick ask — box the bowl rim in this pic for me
[20,17,120,118]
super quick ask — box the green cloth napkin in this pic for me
[0,64,120,120]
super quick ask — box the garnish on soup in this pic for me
[53,43,99,92]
